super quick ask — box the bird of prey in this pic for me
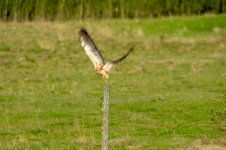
[79,27,133,80]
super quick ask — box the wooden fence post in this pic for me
[102,85,109,150]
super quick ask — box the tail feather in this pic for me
[112,47,134,64]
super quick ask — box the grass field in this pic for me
[0,15,226,149]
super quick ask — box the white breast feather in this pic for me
[103,61,114,72]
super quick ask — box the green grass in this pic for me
[0,15,226,149]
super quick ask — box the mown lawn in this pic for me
[0,15,225,149]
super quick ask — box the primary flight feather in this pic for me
[79,27,133,79]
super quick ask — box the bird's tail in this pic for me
[112,47,134,64]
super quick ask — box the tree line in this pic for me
[0,0,225,21]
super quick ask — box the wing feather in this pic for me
[79,28,105,68]
[112,47,134,64]
[103,47,134,72]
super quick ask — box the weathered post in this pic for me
[102,85,109,150]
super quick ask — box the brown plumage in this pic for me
[79,27,133,79]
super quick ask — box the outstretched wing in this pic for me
[112,47,134,64]
[79,28,105,68]
[103,47,134,72]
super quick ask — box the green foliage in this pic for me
[0,0,226,21]
[0,15,226,149]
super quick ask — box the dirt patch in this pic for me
[188,138,226,150]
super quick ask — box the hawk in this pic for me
[79,27,133,80]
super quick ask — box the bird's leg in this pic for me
[95,66,103,76]
[95,66,109,80]
[100,70,109,80]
